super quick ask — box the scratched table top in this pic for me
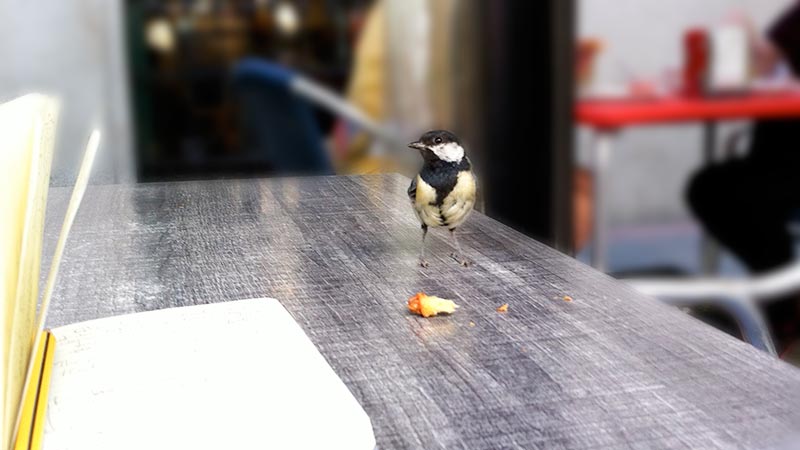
[43,174,800,449]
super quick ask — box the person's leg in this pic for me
[748,120,800,353]
[686,160,793,273]
[687,157,798,351]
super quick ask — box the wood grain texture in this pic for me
[42,174,800,449]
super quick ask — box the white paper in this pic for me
[43,299,375,450]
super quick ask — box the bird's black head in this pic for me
[408,130,465,163]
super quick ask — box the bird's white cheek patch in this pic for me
[431,143,464,163]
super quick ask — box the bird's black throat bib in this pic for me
[419,158,472,206]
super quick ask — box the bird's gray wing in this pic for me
[407,176,417,202]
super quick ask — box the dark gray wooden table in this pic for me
[43,174,800,449]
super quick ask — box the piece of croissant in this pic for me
[408,292,458,318]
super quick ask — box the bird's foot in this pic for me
[450,252,472,267]
[418,257,430,268]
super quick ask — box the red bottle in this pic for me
[683,28,708,97]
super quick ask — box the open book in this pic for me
[1,95,375,450]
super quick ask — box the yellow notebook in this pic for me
[1,94,99,450]
[0,95,375,450]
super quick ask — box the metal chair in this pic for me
[625,268,799,355]
[625,126,800,356]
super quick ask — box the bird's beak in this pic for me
[408,141,426,151]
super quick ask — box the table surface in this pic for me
[576,92,800,129]
[43,174,800,449]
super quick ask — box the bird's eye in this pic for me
[434,137,442,144]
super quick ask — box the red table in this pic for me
[575,92,800,271]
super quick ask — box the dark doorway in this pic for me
[124,0,372,181]
[479,0,575,252]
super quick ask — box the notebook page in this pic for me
[0,94,58,450]
[43,299,375,450]
[11,129,99,448]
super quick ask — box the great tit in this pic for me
[407,130,477,267]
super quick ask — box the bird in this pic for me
[407,130,477,267]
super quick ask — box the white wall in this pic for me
[578,0,792,226]
[0,0,134,186]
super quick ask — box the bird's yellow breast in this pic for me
[447,171,477,204]
[412,171,476,229]
[412,176,440,227]
[414,175,437,206]
[441,171,476,228]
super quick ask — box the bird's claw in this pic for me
[450,252,472,267]
[418,258,430,268]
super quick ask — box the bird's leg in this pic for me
[418,224,429,267]
[449,228,472,267]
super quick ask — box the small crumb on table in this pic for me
[496,303,509,312]
[563,295,573,302]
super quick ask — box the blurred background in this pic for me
[5,0,800,358]
[0,0,572,247]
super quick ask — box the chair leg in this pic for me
[719,296,777,356]
[591,132,613,272]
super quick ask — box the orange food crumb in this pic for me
[496,303,509,312]
[563,295,573,302]
[407,292,458,318]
